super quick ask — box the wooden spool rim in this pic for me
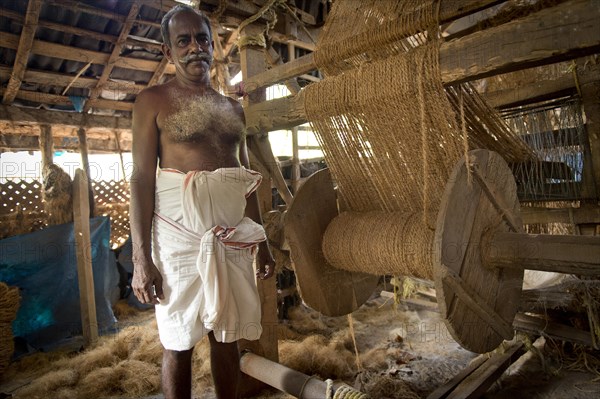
[433,149,524,354]
[284,168,379,317]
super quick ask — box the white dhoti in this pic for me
[152,167,265,351]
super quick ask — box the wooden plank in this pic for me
[427,355,489,399]
[0,7,118,45]
[513,313,594,347]
[72,168,99,348]
[270,31,315,52]
[0,65,145,94]
[446,341,525,399]
[0,88,133,112]
[147,57,170,88]
[442,267,515,340]
[245,91,305,134]
[45,0,160,28]
[577,58,600,200]
[77,127,91,182]
[2,0,43,105]
[0,134,131,152]
[39,124,53,168]
[520,286,578,313]
[0,32,175,74]
[0,121,132,140]
[85,1,141,112]
[521,206,600,225]
[486,231,600,275]
[484,74,576,109]
[45,0,126,22]
[264,47,300,95]
[243,53,316,94]
[441,0,600,84]
[0,104,131,131]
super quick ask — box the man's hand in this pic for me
[256,242,275,280]
[132,259,164,304]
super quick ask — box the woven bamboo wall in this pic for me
[0,179,130,248]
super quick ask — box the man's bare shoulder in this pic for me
[220,93,244,119]
[134,81,174,111]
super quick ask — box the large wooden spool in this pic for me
[285,150,600,353]
[284,168,379,317]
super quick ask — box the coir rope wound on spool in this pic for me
[322,211,434,279]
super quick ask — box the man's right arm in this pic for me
[130,89,164,304]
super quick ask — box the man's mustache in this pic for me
[179,53,213,65]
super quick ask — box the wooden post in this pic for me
[577,58,600,202]
[72,168,98,347]
[485,231,600,275]
[291,126,300,193]
[77,126,91,180]
[239,23,279,370]
[39,124,53,170]
[287,34,301,194]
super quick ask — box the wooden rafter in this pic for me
[0,32,175,75]
[0,133,132,153]
[147,57,170,88]
[0,89,133,112]
[85,1,141,112]
[44,0,160,28]
[0,105,131,131]
[2,0,42,105]
[0,66,145,95]
[0,7,162,52]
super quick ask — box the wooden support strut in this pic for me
[2,0,42,105]
[467,159,600,276]
[72,169,99,348]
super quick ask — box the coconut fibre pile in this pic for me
[4,295,473,398]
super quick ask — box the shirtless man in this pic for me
[129,5,274,398]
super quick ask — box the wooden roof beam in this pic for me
[484,74,577,109]
[0,32,175,75]
[85,1,141,112]
[147,57,170,88]
[2,0,43,105]
[0,65,146,94]
[44,0,161,28]
[0,122,132,141]
[244,0,600,132]
[0,104,131,131]
[0,134,132,153]
[1,6,162,52]
[0,89,133,112]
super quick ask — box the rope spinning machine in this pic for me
[286,149,600,354]
[283,0,600,354]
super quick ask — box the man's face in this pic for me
[163,11,214,77]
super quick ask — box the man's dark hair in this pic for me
[161,4,212,47]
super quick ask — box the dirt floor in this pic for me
[1,285,599,399]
